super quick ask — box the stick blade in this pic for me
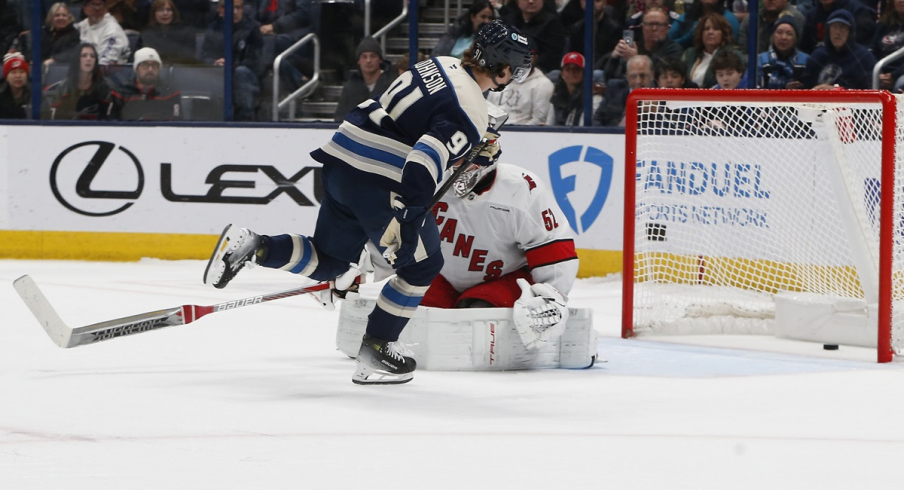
[486,100,509,129]
[13,275,73,348]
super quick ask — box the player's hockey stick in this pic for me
[13,274,330,348]
[430,101,509,209]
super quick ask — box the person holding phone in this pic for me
[602,7,683,80]
[623,29,635,47]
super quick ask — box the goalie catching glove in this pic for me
[380,194,428,268]
[473,129,502,167]
[512,278,569,349]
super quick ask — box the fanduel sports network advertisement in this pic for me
[632,135,880,261]
[0,126,624,251]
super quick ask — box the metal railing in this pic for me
[444,0,463,27]
[365,0,419,37]
[270,0,405,122]
[873,45,904,90]
[372,1,409,54]
[442,0,462,27]
[272,33,321,121]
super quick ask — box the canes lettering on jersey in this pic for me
[433,208,505,282]
[431,164,579,295]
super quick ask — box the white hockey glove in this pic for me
[473,129,502,167]
[312,247,371,310]
[512,278,570,350]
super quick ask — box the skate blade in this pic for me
[352,362,413,385]
[203,224,234,286]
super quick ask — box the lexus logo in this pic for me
[50,141,144,216]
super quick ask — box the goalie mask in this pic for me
[451,160,498,198]
[472,20,533,91]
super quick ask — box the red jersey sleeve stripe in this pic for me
[525,239,577,270]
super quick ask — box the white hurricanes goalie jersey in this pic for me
[431,163,579,295]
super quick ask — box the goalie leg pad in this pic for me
[337,299,597,370]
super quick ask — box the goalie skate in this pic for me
[352,334,417,385]
[203,224,264,289]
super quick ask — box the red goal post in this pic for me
[622,89,899,362]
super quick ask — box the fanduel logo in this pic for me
[548,146,613,235]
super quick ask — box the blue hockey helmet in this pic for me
[472,20,533,84]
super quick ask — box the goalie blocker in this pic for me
[337,298,598,370]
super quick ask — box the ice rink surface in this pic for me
[2,259,903,489]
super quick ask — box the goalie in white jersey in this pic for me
[203,21,534,385]
[420,157,579,349]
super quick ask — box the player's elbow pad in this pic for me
[400,161,436,208]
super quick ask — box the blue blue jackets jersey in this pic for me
[312,56,489,208]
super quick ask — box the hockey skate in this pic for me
[204,224,265,289]
[352,334,417,385]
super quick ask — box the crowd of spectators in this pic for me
[459,0,891,127]
[0,0,314,120]
[0,0,900,124]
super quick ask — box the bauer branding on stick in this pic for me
[13,275,333,348]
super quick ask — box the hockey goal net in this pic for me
[622,89,903,362]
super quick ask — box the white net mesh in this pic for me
[629,94,903,357]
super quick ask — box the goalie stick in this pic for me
[13,275,330,348]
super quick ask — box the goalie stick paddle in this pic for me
[13,275,330,348]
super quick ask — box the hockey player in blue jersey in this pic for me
[203,20,533,385]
